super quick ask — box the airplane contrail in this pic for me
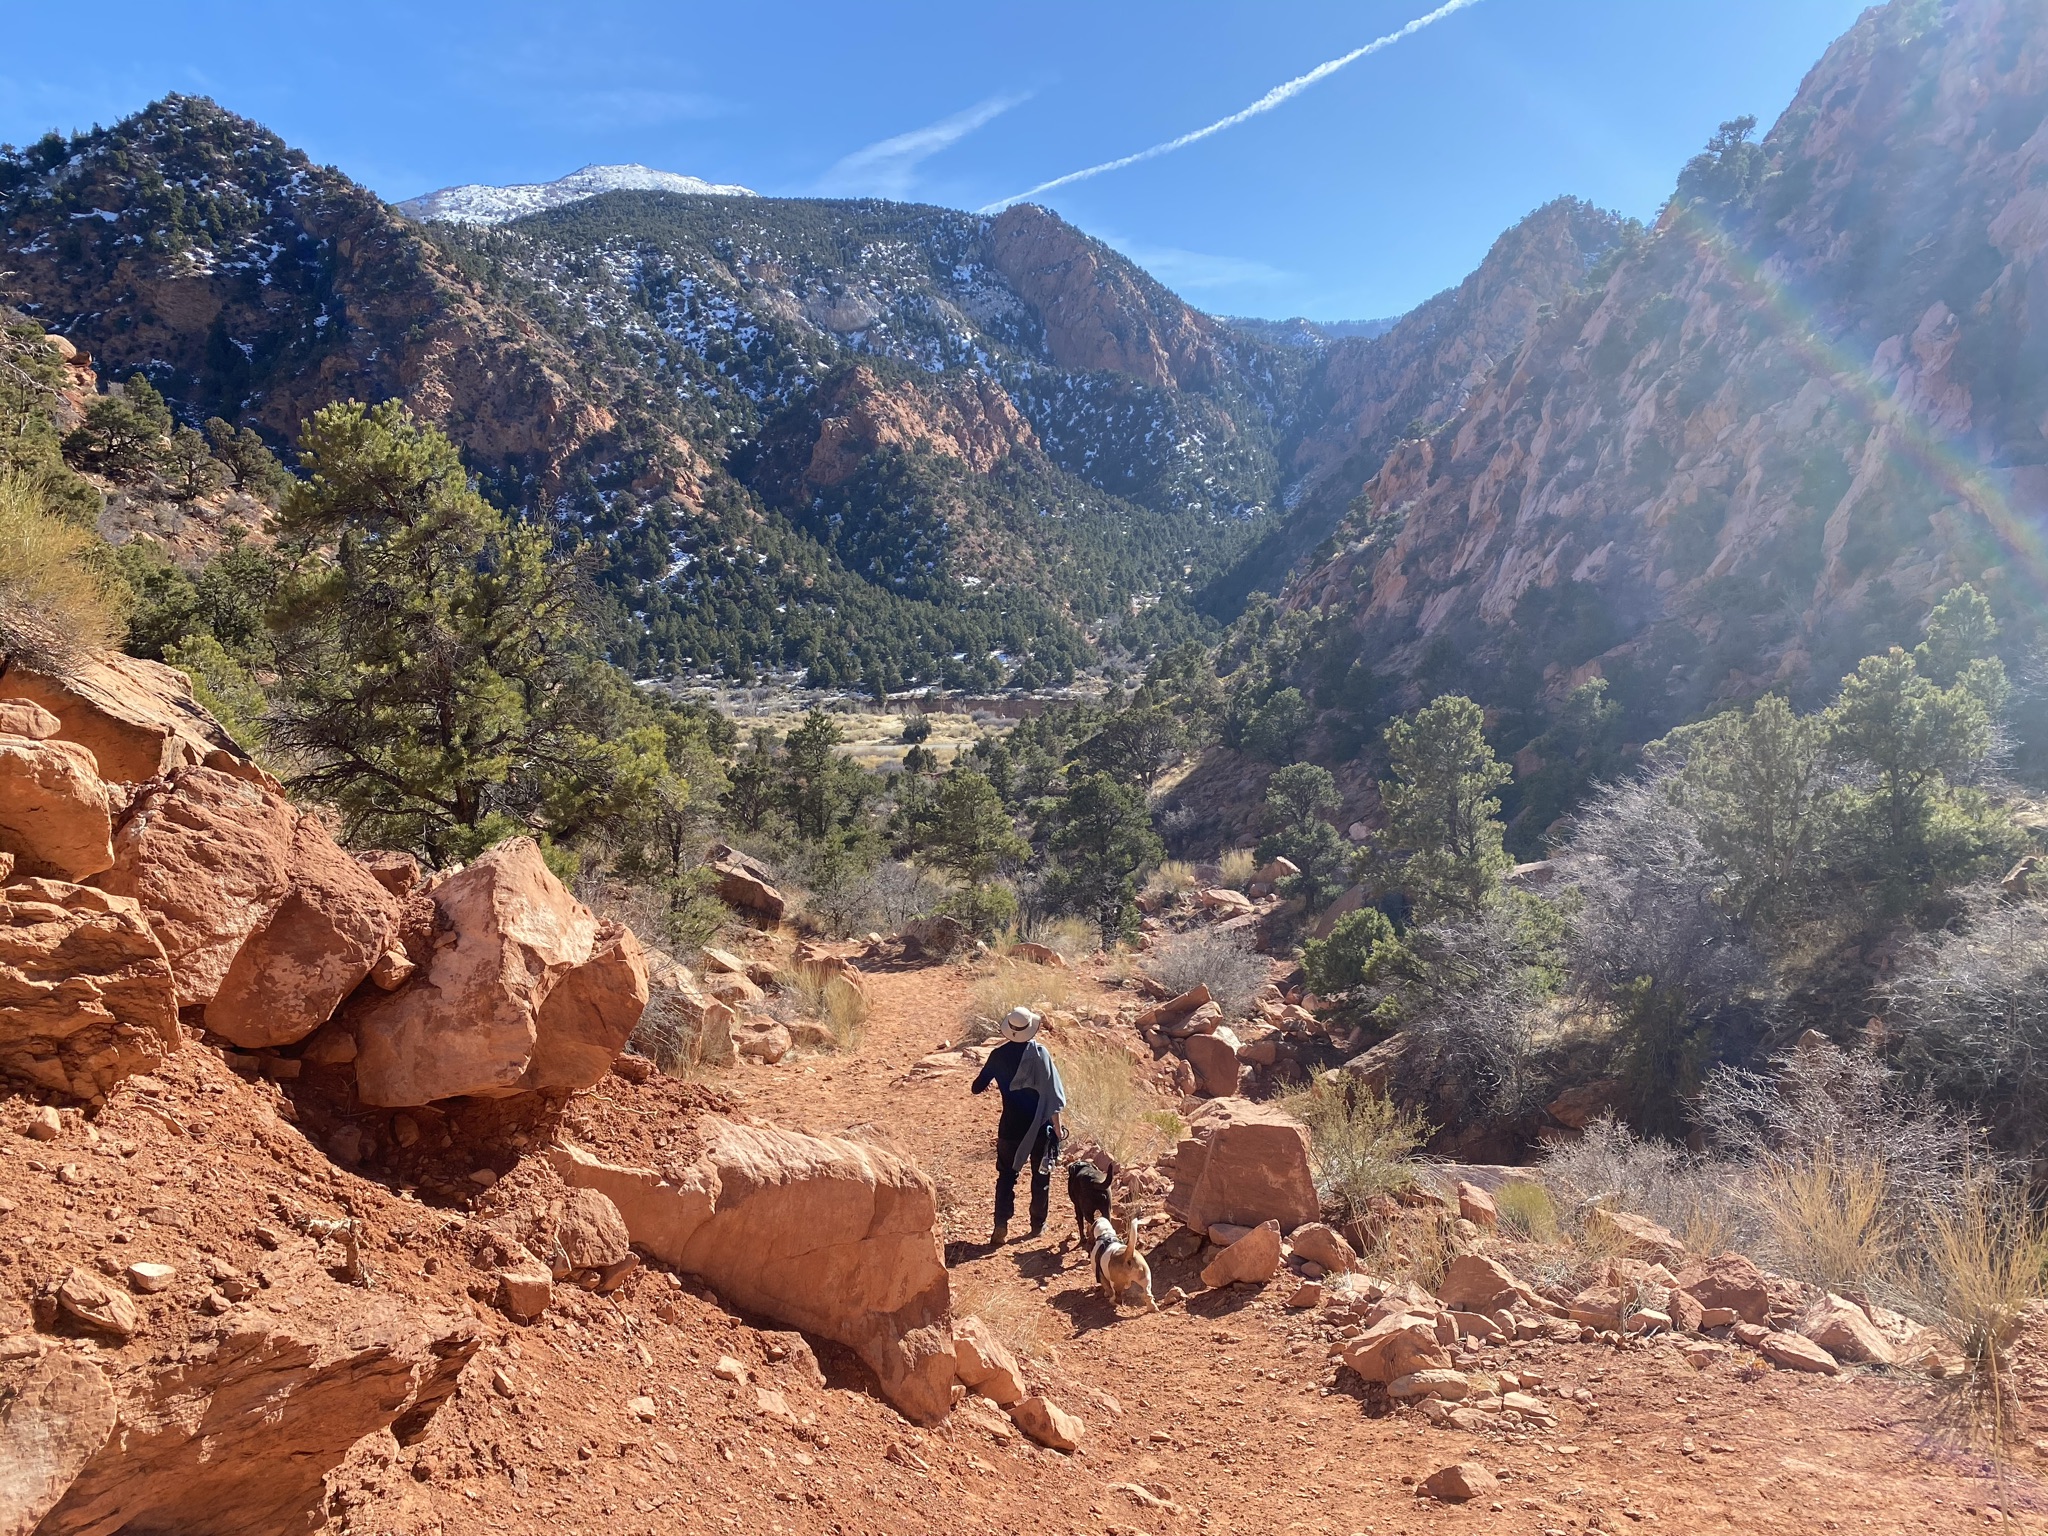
[980,0,1489,213]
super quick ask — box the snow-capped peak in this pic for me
[395,163,757,225]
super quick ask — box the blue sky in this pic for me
[1,0,1872,320]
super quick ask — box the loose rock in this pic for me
[1010,1395,1084,1451]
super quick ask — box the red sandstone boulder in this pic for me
[0,729,113,882]
[1340,1313,1454,1383]
[0,878,178,1099]
[526,922,649,1090]
[0,1347,117,1535]
[1672,1252,1773,1324]
[31,1300,475,1536]
[0,652,245,787]
[352,839,648,1105]
[707,843,786,921]
[1200,1218,1282,1287]
[553,1118,955,1424]
[632,952,735,1070]
[208,820,409,1049]
[353,849,421,897]
[97,767,402,1047]
[1182,1030,1242,1096]
[1161,1097,1320,1235]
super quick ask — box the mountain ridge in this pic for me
[396,162,757,225]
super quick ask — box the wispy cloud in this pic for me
[818,92,1029,198]
[982,0,1487,211]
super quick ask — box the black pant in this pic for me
[994,1122,1058,1232]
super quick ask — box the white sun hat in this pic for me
[1000,1006,1042,1043]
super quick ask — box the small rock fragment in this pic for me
[1424,1461,1497,1503]
[124,1261,176,1294]
[1009,1394,1084,1451]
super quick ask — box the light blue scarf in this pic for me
[1008,1040,1067,1171]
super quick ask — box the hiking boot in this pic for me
[989,1221,1009,1247]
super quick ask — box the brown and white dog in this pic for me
[1091,1211,1158,1313]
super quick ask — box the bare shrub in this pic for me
[1386,895,1559,1124]
[1561,776,1774,1128]
[1881,884,2048,1156]
[869,859,947,933]
[0,471,127,669]
[1144,929,1266,1018]
[1052,1035,1177,1168]
[1539,1115,1758,1255]
[1281,1071,1428,1221]
[1696,1036,1985,1221]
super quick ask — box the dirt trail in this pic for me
[737,961,2042,1535]
[6,956,2036,1536]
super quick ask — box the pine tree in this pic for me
[266,400,658,861]
[920,768,1027,936]
[1375,694,1512,920]
[1047,771,1163,945]
[1256,762,1353,911]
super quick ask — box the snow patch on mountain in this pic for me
[396,163,756,225]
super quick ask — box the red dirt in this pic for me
[4,954,2041,1535]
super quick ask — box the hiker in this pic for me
[970,1006,1066,1245]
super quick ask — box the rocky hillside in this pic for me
[1284,0,2048,738]
[0,96,1621,689]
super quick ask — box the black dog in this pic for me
[1066,1154,1122,1248]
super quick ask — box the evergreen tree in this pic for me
[163,424,225,500]
[920,767,1027,935]
[63,376,170,479]
[1076,703,1185,790]
[1663,694,1827,925]
[1256,762,1353,911]
[266,400,658,861]
[1823,645,1999,899]
[1047,771,1163,946]
[723,728,779,834]
[778,709,871,841]
[204,416,292,498]
[1374,694,1512,921]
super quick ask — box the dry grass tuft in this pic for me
[778,965,872,1052]
[1023,914,1098,963]
[952,1268,1053,1361]
[1281,1070,1429,1222]
[1143,860,1197,900]
[1216,848,1258,889]
[1052,1035,1177,1169]
[971,960,1073,1027]
[0,472,128,669]
[1909,1182,2048,1459]
[1495,1180,1559,1242]
[1753,1151,1895,1295]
